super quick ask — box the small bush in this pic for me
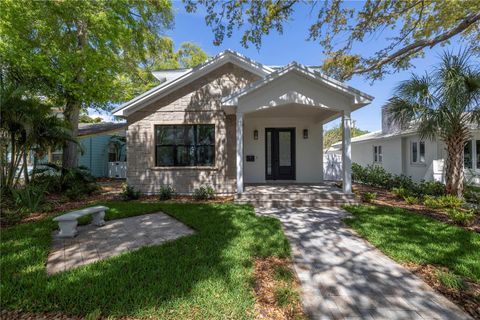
[436,270,465,291]
[464,186,480,204]
[120,184,141,201]
[274,266,294,282]
[403,195,420,205]
[32,164,97,196]
[158,185,175,201]
[361,192,377,203]
[274,286,298,307]
[445,208,476,226]
[0,208,27,226]
[391,187,411,198]
[12,185,45,212]
[418,180,445,197]
[193,185,215,201]
[423,195,464,209]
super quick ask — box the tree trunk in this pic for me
[22,149,29,185]
[62,100,80,169]
[444,137,465,197]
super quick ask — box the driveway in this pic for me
[256,207,471,320]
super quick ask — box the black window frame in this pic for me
[154,124,215,167]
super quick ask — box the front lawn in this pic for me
[343,205,480,283]
[1,202,291,319]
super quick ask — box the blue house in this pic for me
[46,122,127,178]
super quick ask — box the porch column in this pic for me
[236,112,244,193]
[342,110,352,193]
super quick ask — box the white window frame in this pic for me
[464,139,480,171]
[411,140,426,165]
[373,145,382,163]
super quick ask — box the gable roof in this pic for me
[221,62,373,109]
[78,122,126,137]
[113,50,274,117]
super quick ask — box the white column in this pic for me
[236,112,244,193]
[342,111,352,193]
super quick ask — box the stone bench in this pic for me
[53,206,108,238]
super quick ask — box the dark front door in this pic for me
[265,128,295,180]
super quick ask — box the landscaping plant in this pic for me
[193,185,215,201]
[361,192,377,203]
[120,184,141,201]
[158,185,175,201]
[11,185,45,213]
[386,50,480,197]
[445,208,476,226]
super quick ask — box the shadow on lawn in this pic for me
[1,203,289,318]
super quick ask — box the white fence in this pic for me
[108,162,127,179]
[323,153,342,181]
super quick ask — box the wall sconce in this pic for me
[253,129,258,140]
[303,129,308,139]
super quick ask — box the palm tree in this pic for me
[386,50,480,197]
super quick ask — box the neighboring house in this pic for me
[113,50,373,194]
[327,107,480,185]
[42,122,127,178]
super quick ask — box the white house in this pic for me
[113,50,373,198]
[327,107,480,185]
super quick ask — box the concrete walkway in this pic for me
[256,207,471,320]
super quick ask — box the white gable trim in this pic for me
[222,62,373,109]
[113,50,274,117]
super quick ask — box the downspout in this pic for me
[89,137,93,175]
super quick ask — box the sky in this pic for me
[92,1,464,132]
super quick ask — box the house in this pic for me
[42,122,127,178]
[327,107,480,185]
[113,50,373,195]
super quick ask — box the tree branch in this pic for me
[350,11,480,77]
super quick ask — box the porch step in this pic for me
[235,193,358,208]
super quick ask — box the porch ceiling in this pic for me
[244,103,339,122]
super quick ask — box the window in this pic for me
[477,140,480,169]
[464,140,473,169]
[411,141,425,164]
[373,145,382,163]
[155,124,215,167]
[108,143,118,162]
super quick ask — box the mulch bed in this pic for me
[403,263,480,319]
[353,183,480,233]
[254,257,306,320]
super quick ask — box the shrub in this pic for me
[352,163,446,197]
[0,208,27,226]
[435,270,465,290]
[120,184,141,201]
[158,185,175,201]
[403,195,420,205]
[445,208,476,226]
[31,163,97,195]
[464,186,480,204]
[391,187,411,198]
[423,195,464,209]
[11,185,45,212]
[361,192,377,203]
[193,185,215,201]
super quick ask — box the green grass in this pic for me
[273,286,299,307]
[1,201,290,319]
[436,270,465,290]
[343,205,480,283]
[273,265,294,282]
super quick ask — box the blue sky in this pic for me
[94,2,464,132]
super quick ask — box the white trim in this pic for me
[222,62,373,109]
[113,50,274,117]
[236,113,244,193]
[342,111,352,193]
[410,140,426,165]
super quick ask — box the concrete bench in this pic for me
[53,206,108,238]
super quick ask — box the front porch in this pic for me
[235,183,357,208]
[221,63,373,195]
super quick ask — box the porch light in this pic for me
[303,129,308,139]
[254,129,258,140]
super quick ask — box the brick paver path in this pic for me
[256,207,471,320]
[47,213,194,274]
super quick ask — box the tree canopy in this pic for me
[184,0,480,80]
[0,0,207,168]
[323,123,369,149]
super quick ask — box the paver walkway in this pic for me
[256,207,471,320]
[47,213,194,274]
